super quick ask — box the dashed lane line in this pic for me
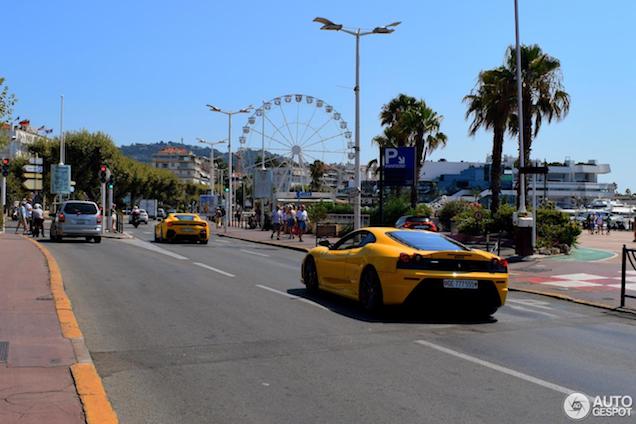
[504,304,561,319]
[255,284,328,311]
[240,249,270,257]
[193,262,236,278]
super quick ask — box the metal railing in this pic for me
[620,245,636,308]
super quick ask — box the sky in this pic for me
[4,0,635,191]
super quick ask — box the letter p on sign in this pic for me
[385,148,398,165]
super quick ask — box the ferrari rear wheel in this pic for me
[303,257,319,293]
[359,268,383,313]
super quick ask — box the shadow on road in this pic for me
[287,288,497,325]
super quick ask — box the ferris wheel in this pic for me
[237,94,354,192]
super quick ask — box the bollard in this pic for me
[633,218,636,242]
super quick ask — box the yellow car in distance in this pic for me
[301,227,508,316]
[154,213,210,244]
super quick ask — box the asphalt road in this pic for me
[42,223,636,424]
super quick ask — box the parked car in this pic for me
[395,215,438,232]
[49,200,102,243]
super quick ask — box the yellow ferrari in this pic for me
[154,213,210,244]
[301,227,508,316]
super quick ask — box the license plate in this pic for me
[443,279,478,289]
[182,228,194,233]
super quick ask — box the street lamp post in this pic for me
[197,138,226,196]
[313,17,400,230]
[514,0,527,214]
[206,104,253,231]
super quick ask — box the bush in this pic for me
[438,200,472,230]
[370,195,411,226]
[489,203,515,235]
[452,204,492,236]
[407,203,433,218]
[307,202,328,223]
[537,208,581,248]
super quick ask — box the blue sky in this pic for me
[4,0,635,190]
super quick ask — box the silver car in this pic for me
[50,200,102,243]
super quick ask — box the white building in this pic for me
[0,121,45,159]
[152,147,209,185]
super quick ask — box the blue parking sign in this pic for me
[383,147,416,186]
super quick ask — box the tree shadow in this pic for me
[287,288,497,325]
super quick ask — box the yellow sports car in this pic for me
[301,227,508,316]
[154,213,210,244]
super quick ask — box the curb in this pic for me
[27,237,119,424]
[217,233,310,253]
[508,285,636,316]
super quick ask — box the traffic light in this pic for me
[107,175,114,190]
[99,164,108,183]
[1,158,9,177]
[224,187,229,193]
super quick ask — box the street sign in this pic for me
[51,164,72,194]
[29,157,43,165]
[23,165,43,173]
[383,146,416,187]
[23,179,43,190]
[254,169,273,198]
[199,194,218,216]
[296,191,313,199]
[22,172,41,179]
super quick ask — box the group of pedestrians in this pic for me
[585,213,611,235]
[271,204,308,242]
[14,198,44,237]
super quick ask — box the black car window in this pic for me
[333,232,362,250]
[174,214,195,221]
[64,202,98,215]
[358,232,376,247]
[387,231,468,251]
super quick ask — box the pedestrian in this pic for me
[25,199,33,235]
[296,204,308,242]
[597,214,604,235]
[32,203,44,238]
[271,204,282,240]
[605,214,611,235]
[215,207,222,228]
[286,204,296,239]
[586,214,593,234]
[15,201,28,235]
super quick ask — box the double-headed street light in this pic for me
[313,17,400,230]
[196,138,226,196]
[206,104,253,230]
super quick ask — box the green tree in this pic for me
[377,94,447,206]
[464,67,516,213]
[0,77,17,149]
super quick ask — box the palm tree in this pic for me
[464,67,516,213]
[505,44,570,203]
[309,159,327,191]
[377,94,447,205]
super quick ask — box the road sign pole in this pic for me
[379,147,384,225]
[101,182,106,234]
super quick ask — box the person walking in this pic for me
[287,205,296,239]
[296,204,308,242]
[605,214,611,235]
[597,214,604,235]
[271,204,282,240]
[25,199,33,235]
[15,201,28,234]
[31,203,44,238]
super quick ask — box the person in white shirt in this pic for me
[31,203,44,237]
[270,204,282,240]
[296,204,308,242]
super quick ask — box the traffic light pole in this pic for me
[107,184,113,232]
[100,182,106,234]
[1,175,6,233]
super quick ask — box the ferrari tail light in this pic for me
[166,221,173,227]
[491,258,508,273]
[58,213,65,223]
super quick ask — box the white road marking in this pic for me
[193,262,235,278]
[240,249,270,257]
[505,304,561,319]
[414,339,584,396]
[142,231,152,234]
[120,238,188,260]
[507,298,556,310]
[255,284,328,310]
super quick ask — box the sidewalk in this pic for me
[0,234,84,423]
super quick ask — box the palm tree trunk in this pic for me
[519,93,533,209]
[490,126,504,214]
[412,135,425,207]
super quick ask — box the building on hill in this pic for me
[0,120,47,159]
[152,147,209,185]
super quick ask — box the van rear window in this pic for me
[64,203,98,215]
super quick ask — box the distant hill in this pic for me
[119,141,279,168]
